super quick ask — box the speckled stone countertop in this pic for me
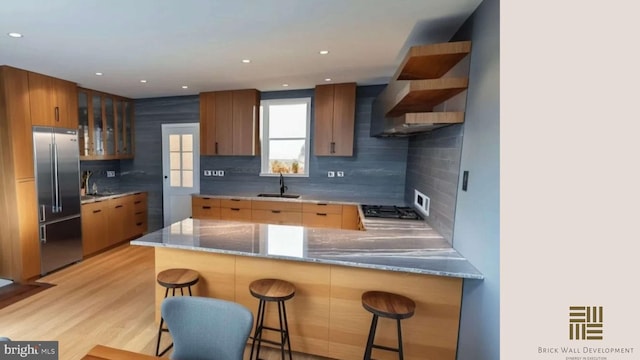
[131,216,484,279]
[80,191,146,204]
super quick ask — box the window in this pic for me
[260,98,311,176]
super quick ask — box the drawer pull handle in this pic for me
[136,222,143,226]
[317,213,327,216]
[271,210,281,214]
[134,200,142,204]
[202,206,211,209]
[92,209,102,214]
[115,205,124,209]
[317,203,328,206]
[202,197,211,200]
[231,208,240,211]
[231,199,241,202]
[135,211,143,215]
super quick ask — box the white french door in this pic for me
[162,124,200,227]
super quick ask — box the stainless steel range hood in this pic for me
[370,41,471,137]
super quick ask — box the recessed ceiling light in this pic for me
[319,50,329,55]
[95,72,103,76]
[242,59,251,63]
[181,85,188,89]
[8,32,23,38]
[140,80,147,83]
[324,78,332,82]
[282,83,289,87]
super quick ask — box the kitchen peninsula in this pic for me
[132,208,482,360]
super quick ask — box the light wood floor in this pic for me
[0,243,333,360]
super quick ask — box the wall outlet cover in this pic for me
[336,171,344,177]
[106,171,116,178]
[204,170,212,176]
[328,171,335,177]
[218,170,225,177]
[414,189,430,217]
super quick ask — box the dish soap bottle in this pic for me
[92,183,98,195]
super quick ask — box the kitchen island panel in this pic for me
[328,266,461,360]
[154,248,236,322]
[234,256,331,356]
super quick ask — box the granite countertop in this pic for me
[193,193,363,206]
[131,217,484,280]
[80,191,145,204]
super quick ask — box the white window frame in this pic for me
[260,97,311,177]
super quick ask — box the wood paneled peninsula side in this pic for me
[132,204,482,360]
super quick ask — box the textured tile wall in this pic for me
[79,160,121,194]
[201,86,409,204]
[120,86,408,232]
[404,124,463,243]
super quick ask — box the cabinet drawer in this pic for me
[341,205,361,230]
[252,200,301,212]
[192,205,221,220]
[220,198,251,209]
[302,212,343,229]
[251,209,302,226]
[220,207,252,222]
[193,196,221,208]
[302,202,342,215]
[132,192,148,211]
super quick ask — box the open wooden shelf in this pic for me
[371,40,472,136]
[393,41,471,80]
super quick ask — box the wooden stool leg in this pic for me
[363,314,378,360]
[397,319,404,360]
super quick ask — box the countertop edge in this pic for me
[81,191,147,204]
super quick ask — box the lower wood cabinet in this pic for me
[81,192,148,257]
[191,196,362,230]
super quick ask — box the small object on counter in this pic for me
[92,183,98,195]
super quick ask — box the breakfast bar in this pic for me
[132,217,482,360]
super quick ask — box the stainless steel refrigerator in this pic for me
[33,126,83,275]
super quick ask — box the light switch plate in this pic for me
[218,170,225,177]
[106,171,115,178]
[328,171,335,178]
[336,171,344,177]
[204,170,212,176]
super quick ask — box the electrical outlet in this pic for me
[414,189,430,217]
[336,171,344,177]
[328,171,335,178]
[204,170,212,177]
[106,171,115,178]
[218,170,225,177]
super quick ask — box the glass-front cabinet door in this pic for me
[78,88,134,160]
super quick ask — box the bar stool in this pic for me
[155,268,199,357]
[248,278,295,360]
[361,291,416,360]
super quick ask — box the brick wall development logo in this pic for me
[569,306,603,340]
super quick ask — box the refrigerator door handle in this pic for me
[40,225,46,244]
[40,205,46,222]
[53,143,61,213]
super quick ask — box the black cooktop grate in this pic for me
[361,205,423,220]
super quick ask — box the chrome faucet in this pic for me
[279,173,287,196]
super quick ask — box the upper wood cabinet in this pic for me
[28,71,78,129]
[200,89,260,156]
[313,82,356,156]
[78,87,134,160]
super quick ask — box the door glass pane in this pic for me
[116,100,124,154]
[170,170,181,187]
[182,153,193,170]
[169,135,180,152]
[93,95,103,155]
[125,102,133,155]
[78,92,89,156]
[182,170,193,188]
[182,134,193,151]
[105,97,115,155]
[170,153,181,170]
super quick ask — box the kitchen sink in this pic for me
[257,193,301,199]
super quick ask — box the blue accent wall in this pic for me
[450,0,501,359]
[121,86,408,232]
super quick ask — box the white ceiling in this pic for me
[0,0,482,99]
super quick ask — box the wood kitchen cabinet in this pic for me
[28,71,78,129]
[313,82,356,156]
[78,87,134,160]
[81,200,109,256]
[302,202,342,229]
[200,89,260,156]
[251,200,302,226]
[106,196,129,246]
[220,198,252,221]
[130,192,148,238]
[192,196,221,219]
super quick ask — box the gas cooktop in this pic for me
[361,205,423,220]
